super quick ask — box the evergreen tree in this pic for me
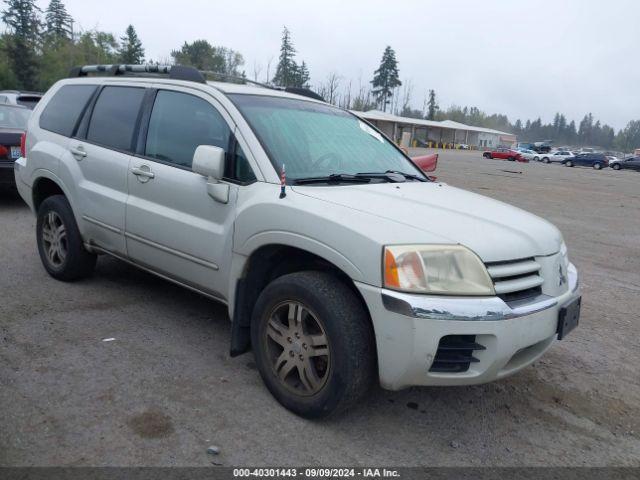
[295,60,310,88]
[1,0,41,89]
[371,46,401,112]
[273,27,298,87]
[117,24,144,64]
[426,89,438,120]
[45,0,72,39]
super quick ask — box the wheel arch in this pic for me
[229,243,375,361]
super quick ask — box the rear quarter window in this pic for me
[39,85,97,137]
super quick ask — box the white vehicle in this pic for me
[516,148,540,162]
[540,150,575,163]
[14,65,581,418]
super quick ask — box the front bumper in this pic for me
[356,263,580,391]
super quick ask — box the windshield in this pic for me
[0,106,30,129]
[229,94,425,183]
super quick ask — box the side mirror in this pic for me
[193,145,225,180]
[192,145,229,204]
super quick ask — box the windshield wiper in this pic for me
[355,170,427,182]
[294,173,372,185]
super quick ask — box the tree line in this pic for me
[1,0,638,152]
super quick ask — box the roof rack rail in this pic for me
[200,71,325,101]
[69,64,207,84]
[68,64,325,102]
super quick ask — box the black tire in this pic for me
[593,163,602,170]
[542,157,550,163]
[483,153,490,159]
[508,156,515,161]
[565,160,573,167]
[612,163,621,170]
[251,271,376,419]
[36,195,97,281]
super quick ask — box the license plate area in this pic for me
[557,296,581,340]
[10,146,21,159]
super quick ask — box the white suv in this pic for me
[14,65,581,418]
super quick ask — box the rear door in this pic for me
[70,84,147,254]
[125,87,251,300]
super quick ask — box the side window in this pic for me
[145,90,230,168]
[87,86,145,152]
[40,84,97,137]
[230,144,257,183]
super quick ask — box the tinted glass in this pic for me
[17,96,41,109]
[145,90,230,168]
[87,86,145,151]
[229,94,424,183]
[40,85,97,137]
[232,144,256,183]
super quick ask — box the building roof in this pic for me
[351,109,513,137]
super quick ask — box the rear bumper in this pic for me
[356,263,580,391]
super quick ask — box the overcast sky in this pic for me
[55,0,639,130]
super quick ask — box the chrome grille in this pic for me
[486,257,543,302]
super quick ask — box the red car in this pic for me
[411,153,438,180]
[482,148,527,162]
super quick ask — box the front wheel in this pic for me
[612,163,621,170]
[533,156,539,162]
[543,157,550,163]
[565,160,573,167]
[36,195,97,281]
[251,271,376,418]
[593,163,602,170]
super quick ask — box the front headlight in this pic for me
[383,245,495,295]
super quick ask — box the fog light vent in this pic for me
[429,335,485,373]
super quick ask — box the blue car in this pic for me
[562,153,609,170]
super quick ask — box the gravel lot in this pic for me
[1,150,639,467]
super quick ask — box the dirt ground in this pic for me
[1,150,639,466]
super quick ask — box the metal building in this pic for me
[352,109,516,149]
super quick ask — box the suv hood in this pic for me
[292,182,562,263]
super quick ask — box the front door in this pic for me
[125,88,238,300]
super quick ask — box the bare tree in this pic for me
[317,72,341,105]
[400,79,413,115]
[252,60,263,82]
[265,55,274,84]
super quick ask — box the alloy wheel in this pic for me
[41,211,67,268]
[264,301,330,396]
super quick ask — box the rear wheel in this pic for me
[612,163,621,170]
[543,157,550,163]
[593,163,602,170]
[36,195,96,281]
[533,156,539,162]
[565,160,573,167]
[483,152,491,159]
[251,271,376,418]
[508,156,515,161]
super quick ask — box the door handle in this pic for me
[70,146,87,159]
[131,165,155,181]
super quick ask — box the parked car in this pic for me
[411,153,438,174]
[516,148,540,162]
[482,148,527,162]
[563,153,609,169]
[458,144,470,150]
[0,104,29,189]
[610,156,640,171]
[0,90,43,110]
[14,64,581,418]
[540,150,575,163]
